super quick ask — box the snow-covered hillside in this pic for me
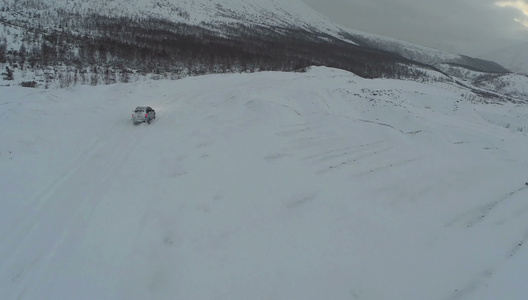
[1,67,528,299]
[0,0,508,75]
[434,64,528,102]
[0,0,341,33]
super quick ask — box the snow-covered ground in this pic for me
[1,67,528,300]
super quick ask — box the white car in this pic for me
[132,106,156,124]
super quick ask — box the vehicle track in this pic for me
[0,117,148,298]
[446,185,528,228]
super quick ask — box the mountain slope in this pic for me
[0,0,342,35]
[338,29,509,73]
[2,67,528,299]
[479,42,528,75]
[0,0,509,80]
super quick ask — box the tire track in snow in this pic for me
[446,185,528,228]
[301,140,389,175]
[448,226,528,300]
[445,185,528,299]
[0,118,148,299]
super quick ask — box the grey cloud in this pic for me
[302,0,528,56]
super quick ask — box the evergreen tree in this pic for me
[0,41,6,63]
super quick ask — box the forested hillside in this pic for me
[0,1,437,87]
[0,0,513,89]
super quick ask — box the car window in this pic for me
[135,109,145,113]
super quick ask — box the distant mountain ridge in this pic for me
[479,42,528,75]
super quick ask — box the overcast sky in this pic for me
[302,0,528,56]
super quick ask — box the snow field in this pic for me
[1,67,528,299]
